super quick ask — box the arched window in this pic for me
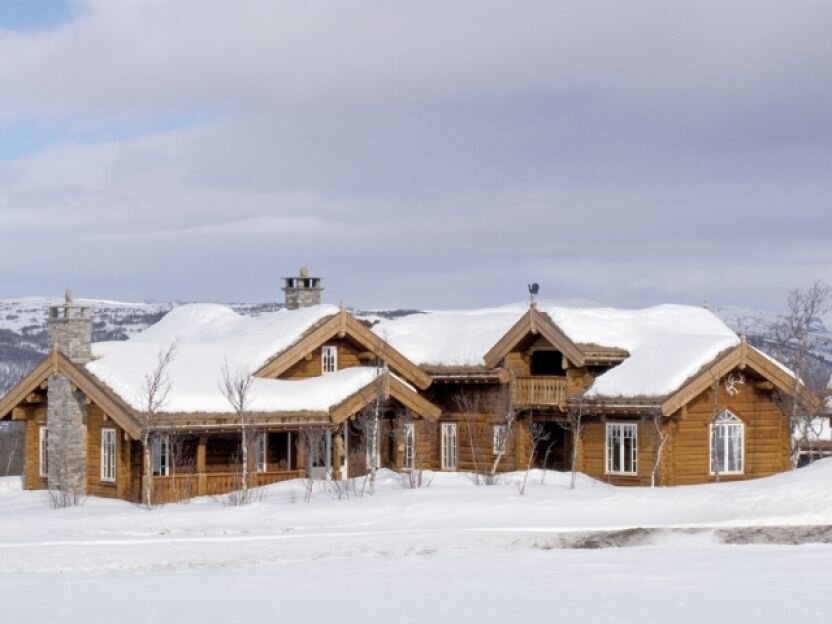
[710,410,744,475]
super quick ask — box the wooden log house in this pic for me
[0,269,819,503]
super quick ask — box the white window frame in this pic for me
[100,428,117,482]
[605,422,638,476]
[493,424,507,455]
[321,345,338,374]
[152,434,170,477]
[39,426,48,478]
[403,422,415,470]
[441,423,457,471]
[710,410,745,476]
[255,432,267,473]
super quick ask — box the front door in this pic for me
[309,430,332,480]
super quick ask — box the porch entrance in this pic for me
[532,422,572,471]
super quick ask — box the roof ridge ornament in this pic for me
[528,282,540,308]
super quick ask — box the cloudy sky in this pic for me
[0,1,830,310]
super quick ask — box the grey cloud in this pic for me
[0,1,829,311]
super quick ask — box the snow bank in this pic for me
[372,301,739,398]
[86,303,377,413]
[0,476,22,493]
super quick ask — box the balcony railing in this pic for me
[151,470,304,504]
[512,376,567,409]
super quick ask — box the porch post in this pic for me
[197,435,207,496]
[333,429,344,481]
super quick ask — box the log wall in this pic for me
[279,338,367,379]
[85,403,130,499]
[667,380,790,485]
[23,407,47,490]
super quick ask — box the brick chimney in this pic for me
[46,291,92,495]
[282,267,323,309]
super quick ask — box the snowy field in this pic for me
[2,464,832,623]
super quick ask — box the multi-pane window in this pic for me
[39,426,48,478]
[606,423,638,476]
[311,430,331,470]
[711,410,744,475]
[101,428,116,482]
[321,345,338,374]
[255,432,267,473]
[403,422,415,470]
[493,425,507,455]
[152,434,170,477]
[441,423,457,471]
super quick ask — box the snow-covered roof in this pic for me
[84,299,747,411]
[85,303,380,413]
[370,302,740,399]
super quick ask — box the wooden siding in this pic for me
[23,408,47,490]
[279,338,367,379]
[580,417,659,486]
[667,379,790,485]
[85,404,130,499]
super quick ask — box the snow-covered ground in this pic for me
[2,463,832,622]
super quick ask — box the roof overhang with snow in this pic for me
[483,306,587,369]
[0,351,143,438]
[255,308,432,390]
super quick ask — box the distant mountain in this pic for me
[0,298,829,396]
[715,305,832,370]
[0,299,283,395]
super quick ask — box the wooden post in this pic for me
[118,431,130,500]
[197,435,207,496]
[332,431,344,481]
[296,432,305,475]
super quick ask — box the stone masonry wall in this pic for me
[46,373,87,493]
[46,306,92,494]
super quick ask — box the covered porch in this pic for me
[147,430,306,504]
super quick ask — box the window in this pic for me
[39,426,48,478]
[321,345,338,374]
[710,410,744,475]
[441,423,457,470]
[100,428,116,482]
[403,423,415,470]
[606,423,638,476]
[152,435,170,477]
[255,432,267,473]
[310,430,331,472]
[493,425,507,455]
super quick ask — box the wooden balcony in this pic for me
[151,470,304,504]
[512,376,567,409]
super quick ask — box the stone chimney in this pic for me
[46,291,92,495]
[48,293,92,363]
[282,267,323,309]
